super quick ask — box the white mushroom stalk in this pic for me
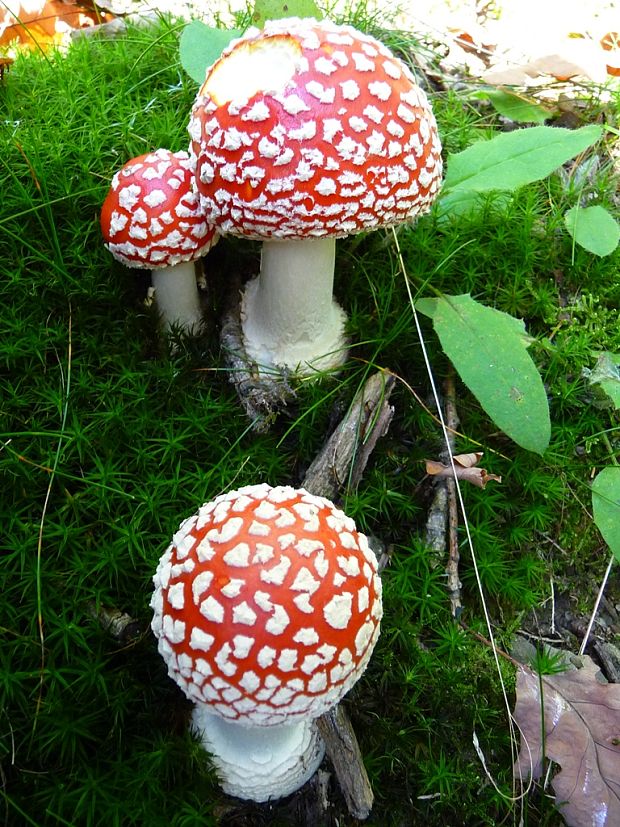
[188,17,443,375]
[150,483,383,802]
[241,237,347,372]
[101,149,218,335]
[191,707,324,802]
[149,262,204,336]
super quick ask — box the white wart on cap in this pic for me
[101,149,217,334]
[189,18,442,238]
[151,483,382,724]
[187,17,442,374]
[101,149,215,267]
[150,484,383,801]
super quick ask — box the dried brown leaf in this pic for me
[425,453,501,489]
[483,40,610,85]
[514,656,620,827]
[0,1,112,50]
[453,452,484,468]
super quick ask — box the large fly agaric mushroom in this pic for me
[150,483,382,802]
[101,148,217,335]
[188,17,443,374]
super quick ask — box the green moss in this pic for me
[1,12,619,827]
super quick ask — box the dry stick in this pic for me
[302,370,395,499]
[302,369,396,821]
[315,706,372,820]
[424,371,462,617]
[443,373,463,618]
[578,553,615,657]
[87,602,142,645]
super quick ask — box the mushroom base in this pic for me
[191,706,325,803]
[240,238,349,376]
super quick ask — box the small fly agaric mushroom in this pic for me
[188,17,443,374]
[101,148,217,335]
[150,483,382,802]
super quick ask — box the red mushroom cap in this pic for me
[101,149,217,268]
[188,17,442,240]
[150,484,382,726]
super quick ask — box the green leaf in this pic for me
[251,0,322,27]
[592,467,620,563]
[471,88,550,124]
[179,21,243,84]
[416,294,550,453]
[564,205,620,257]
[583,352,620,409]
[442,124,602,195]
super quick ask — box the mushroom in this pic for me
[150,483,382,802]
[101,148,218,335]
[187,17,443,374]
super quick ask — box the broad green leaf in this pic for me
[583,352,620,409]
[564,205,620,257]
[180,21,243,84]
[251,0,322,27]
[443,124,602,194]
[416,294,550,453]
[592,467,620,563]
[471,88,550,124]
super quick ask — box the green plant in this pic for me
[531,644,571,676]
[1,4,619,826]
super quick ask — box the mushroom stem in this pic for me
[240,237,348,374]
[191,706,325,802]
[150,261,204,335]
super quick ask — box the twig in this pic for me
[578,553,615,656]
[87,602,142,646]
[301,369,396,821]
[316,706,373,820]
[393,227,522,805]
[424,372,462,616]
[444,373,463,618]
[593,641,620,683]
[302,370,395,500]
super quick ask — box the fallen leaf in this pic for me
[425,453,502,489]
[600,32,620,76]
[483,39,610,85]
[0,1,112,50]
[453,452,484,468]
[514,656,620,827]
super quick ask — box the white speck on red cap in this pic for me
[150,484,382,726]
[188,18,442,242]
[101,148,217,269]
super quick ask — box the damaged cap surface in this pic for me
[188,17,443,240]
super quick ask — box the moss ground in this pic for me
[1,13,619,827]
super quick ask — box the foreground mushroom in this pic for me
[188,17,443,374]
[150,483,382,802]
[101,148,217,335]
